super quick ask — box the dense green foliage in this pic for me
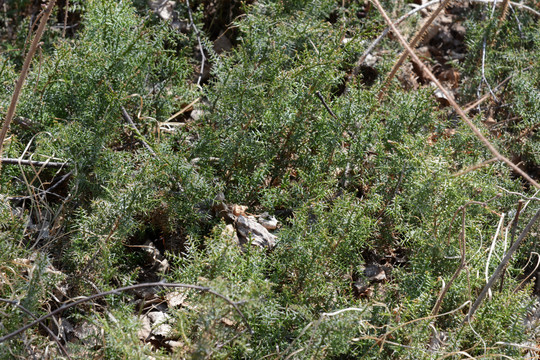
[1,0,539,358]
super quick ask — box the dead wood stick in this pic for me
[315,91,337,119]
[120,106,157,156]
[378,0,452,101]
[0,298,72,359]
[370,0,540,189]
[0,0,57,168]
[0,281,252,343]
[1,158,67,168]
[464,206,540,323]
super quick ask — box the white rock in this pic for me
[236,215,276,248]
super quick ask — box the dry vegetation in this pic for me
[1,0,540,358]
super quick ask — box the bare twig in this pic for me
[499,200,523,291]
[186,0,206,90]
[433,195,501,316]
[1,158,67,169]
[166,97,201,122]
[120,106,157,156]
[513,252,540,292]
[0,298,72,359]
[472,0,539,17]
[315,91,337,119]
[452,158,498,177]
[463,73,513,113]
[495,186,540,201]
[346,0,537,94]
[464,207,540,323]
[0,0,57,172]
[8,171,71,202]
[432,207,467,317]
[347,0,444,91]
[369,0,540,189]
[378,0,452,101]
[0,281,252,343]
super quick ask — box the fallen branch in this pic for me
[0,298,71,359]
[378,0,452,101]
[120,106,157,156]
[464,207,540,323]
[186,0,206,90]
[370,0,540,189]
[0,281,252,343]
[315,91,337,119]
[1,158,67,169]
[0,0,57,173]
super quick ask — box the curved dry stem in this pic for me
[370,0,540,189]
[378,0,452,101]
[0,0,57,175]
[0,281,252,343]
[0,297,72,359]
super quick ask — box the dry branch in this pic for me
[464,207,540,323]
[121,106,157,156]
[370,0,540,189]
[378,0,452,101]
[0,0,57,170]
[1,158,67,169]
[0,298,71,359]
[0,282,252,343]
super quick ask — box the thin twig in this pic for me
[378,0,452,101]
[499,200,523,291]
[166,97,201,122]
[473,0,539,17]
[0,0,57,174]
[0,298,72,359]
[346,0,445,91]
[495,186,540,201]
[1,158,67,169]
[452,158,499,177]
[463,65,532,114]
[186,0,206,90]
[513,251,540,292]
[464,207,540,323]
[370,0,540,189]
[120,106,156,156]
[315,91,337,119]
[0,281,253,343]
[346,0,537,94]
[433,195,501,316]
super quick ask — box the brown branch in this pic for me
[433,194,502,317]
[0,282,253,343]
[369,0,540,189]
[1,158,67,169]
[378,0,452,101]
[0,0,57,170]
[464,207,540,323]
[452,158,498,177]
[315,91,337,119]
[0,298,72,359]
[120,106,157,156]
